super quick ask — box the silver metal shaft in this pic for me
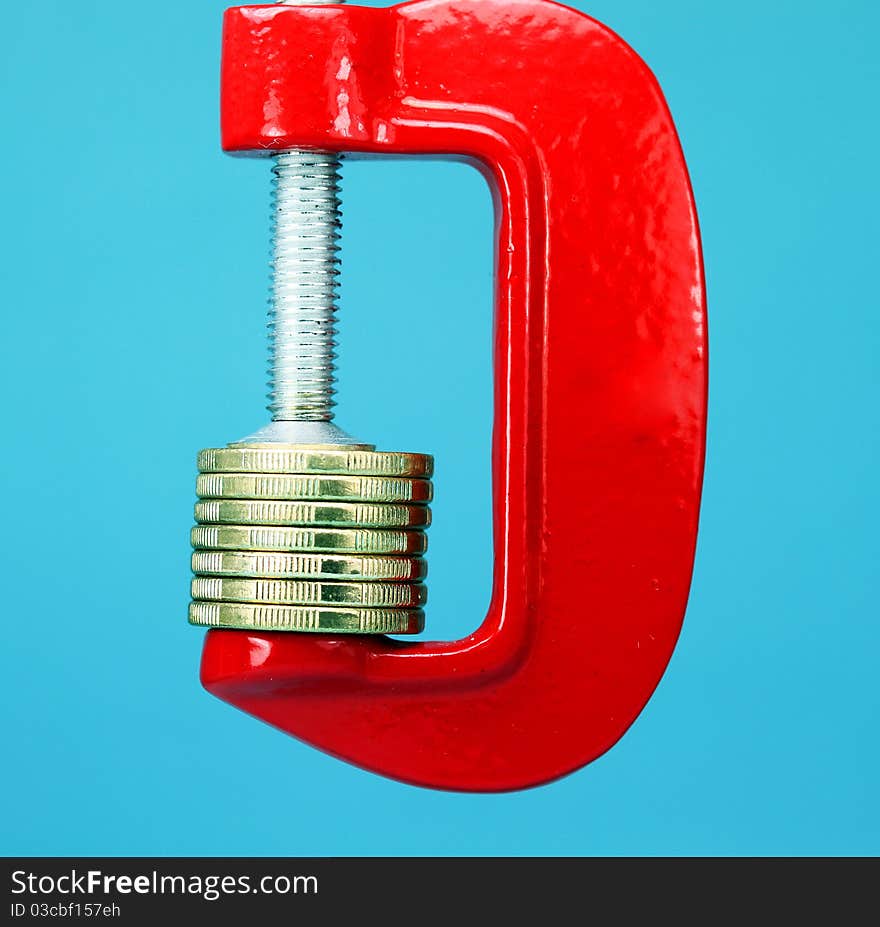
[268,0,343,425]
[238,0,360,447]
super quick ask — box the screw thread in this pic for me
[268,152,342,421]
[268,0,343,423]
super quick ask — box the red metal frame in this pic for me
[201,0,707,792]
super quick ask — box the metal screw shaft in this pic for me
[268,0,343,424]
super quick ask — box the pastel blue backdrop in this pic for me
[1,0,877,855]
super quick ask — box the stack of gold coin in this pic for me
[189,445,432,634]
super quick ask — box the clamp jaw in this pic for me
[201,0,707,792]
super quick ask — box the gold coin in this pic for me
[189,600,424,634]
[196,472,432,503]
[192,577,426,607]
[190,524,428,555]
[199,446,433,478]
[195,499,430,528]
[192,550,427,581]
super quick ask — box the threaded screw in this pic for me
[256,0,351,446]
[268,150,342,421]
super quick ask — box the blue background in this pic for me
[1,0,877,855]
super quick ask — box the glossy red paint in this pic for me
[202,0,707,791]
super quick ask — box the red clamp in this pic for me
[202,0,707,792]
